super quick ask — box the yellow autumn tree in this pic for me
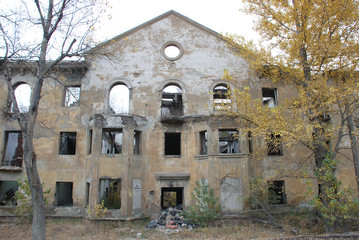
[220,0,359,232]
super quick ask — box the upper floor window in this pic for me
[64,86,81,107]
[161,85,183,119]
[102,129,123,154]
[262,88,277,108]
[219,129,239,154]
[12,83,31,113]
[164,132,181,156]
[134,130,141,155]
[59,132,77,155]
[109,84,129,114]
[199,131,208,155]
[213,84,231,112]
[2,131,23,167]
[267,133,282,156]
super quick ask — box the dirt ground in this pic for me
[0,218,358,240]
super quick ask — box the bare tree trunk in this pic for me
[23,129,46,240]
[347,115,359,191]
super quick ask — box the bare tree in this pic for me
[0,1,106,239]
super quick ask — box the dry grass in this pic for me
[0,216,358,240]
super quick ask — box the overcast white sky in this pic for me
[95,0,259,43]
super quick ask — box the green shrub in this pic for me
[184,179,220,227]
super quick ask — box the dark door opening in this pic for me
[161,187,183,209]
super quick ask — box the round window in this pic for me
[161,41,184,61]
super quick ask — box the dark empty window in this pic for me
[55,182,73,206]
[165,132,181,156]
[200,131,208,155]
[161,187,183,209]
[248,131,253,154]
[99,179,121,209]
[134,131,141,155]
[0,181,18,206]
[59,132,77,155]
[219,130,239,154]
[88,129,93,155]
[64,86,80,107]
[102,129,123,154]
[262,88,277,108]
[2,131,23,167]
[267,133,282,155]
[268,180,286,205]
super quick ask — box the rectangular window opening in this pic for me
[248,131,253,154]
[88,129,93,155]
[99,179,121,209]
[59,132,77,155]
[0,181,18,206]
[55,181,73,206]
[164,132,181,156]
[134,131,141,155]
[262,88,278,108]
[161,187,183,209]
[102,129,123,154]
[64,86,81,107]
[86,183,90,206]
[267,133,282,156]
[200,131,208,155]
[268,180,286,205]
[219,130,239,154]
[2,131,23,167]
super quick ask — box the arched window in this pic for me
[161,84,183,119]
[109,84,129,114]
[12,83,31,113]
[213,84,231,112]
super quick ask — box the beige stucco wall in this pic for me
[0,12,357,218]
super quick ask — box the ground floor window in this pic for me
[161,187,183,209]
[268,180,286,205]
[55,182,73,206]
[0,181,18,206]
[99,179,121,209]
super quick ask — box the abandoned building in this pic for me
[0,10,358,219]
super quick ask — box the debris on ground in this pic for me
[145,205,198,233]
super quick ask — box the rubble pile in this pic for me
[146,205,198,232]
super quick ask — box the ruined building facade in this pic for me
[0,11,357,218]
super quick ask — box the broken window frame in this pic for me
[267,132,283,156]
[161,84,183,119]
[59,132,77,155]
[134,130,141,155]
[268,180,286,205]
[109,84,129,114]
[199,130,208,155]
[102,129,123,154]
[213,84,231,112]
[218,129,240,154]
[64,86,81,107]
[164,132,181,156]
[2,131,23,167]
[262,88,278,108]
[99,178,121,209]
